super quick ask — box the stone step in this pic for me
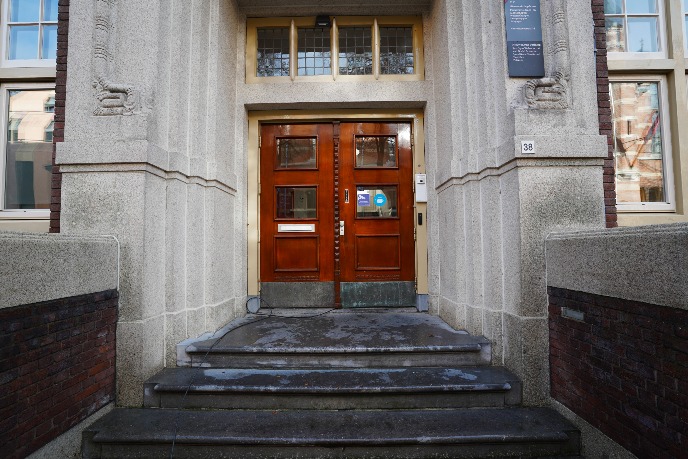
[182,312,491,368]
[82,407,580,459]
[143,366,522,410]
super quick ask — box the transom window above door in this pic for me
[246,16,424,83]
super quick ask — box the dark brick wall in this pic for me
[591,0,617,228]
[49,0,70,233]
[549,287,686,458]
[0,290,117,459]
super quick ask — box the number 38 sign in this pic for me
[521,140,535,154]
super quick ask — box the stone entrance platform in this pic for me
[180,309,492,368]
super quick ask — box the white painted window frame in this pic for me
[605,0,667,60]
[0,82,55,218]
[1,0,57,68]
[684,0,688,57]
[610,75,675,212]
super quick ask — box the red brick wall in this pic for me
[549,287,686,458]
[0,290,117,459]
[591,0,617,228]
[49,0,70,233]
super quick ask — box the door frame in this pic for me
[247,110,427,301]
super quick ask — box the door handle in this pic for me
[339,221,345,236]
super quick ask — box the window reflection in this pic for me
[276,138,317,169]
[4,89,55,210]
[297,28,331,76]
[610,82,666,203]
[356,186,398,218]
[7,0,58,60]
[604,0,661,53]
[276,187,317,219]
[355,136,397,168]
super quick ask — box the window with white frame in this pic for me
[246,16,424,83]
[0,85,55,212]
[604,0,664,57]
[609,78,674,211]
[3,0,58,65]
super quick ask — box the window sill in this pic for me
[0,210,50,220]
[616,204,676,213]
[607,58,675,72]
[0,67,56,79]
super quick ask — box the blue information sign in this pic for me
[374,194,387,207]
[358,192,370,206]
[505,0,545,78]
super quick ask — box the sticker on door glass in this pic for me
[356,186,398,218]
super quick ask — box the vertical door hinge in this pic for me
[259,136,262,148]
[414,228,417,241]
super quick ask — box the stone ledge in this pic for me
[0,231,118,308]
[546,223,688,309]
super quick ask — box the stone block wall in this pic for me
[0,291,117,459]
[549,287,686,458]
[591,0,617,228]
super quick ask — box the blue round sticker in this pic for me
[374,194,387,207]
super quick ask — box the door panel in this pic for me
[339,122,415,283]
[260,124,334,283]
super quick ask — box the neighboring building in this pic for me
[0,0,686,458]
[601,0,688,224]
[0,0,58,233]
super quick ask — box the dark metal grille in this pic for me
[257,28,290,77]
[380,27,414,75]
[297,28,332,76]
[338,27,373,75]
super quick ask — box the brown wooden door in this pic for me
[260,124,334,283]
[339,122,415,283]
[260,121,415,308]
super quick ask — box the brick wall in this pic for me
[591,0,617,228]
[0,290,117,459]
[549,287,686,458]
[49,0,70,234]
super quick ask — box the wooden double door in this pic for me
[259,122,416,308]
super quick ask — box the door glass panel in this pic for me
[338,27,373,75]
[355,136,397,167]
[276,187,317,219]
[297,28,331,76]
[379,27,414,75]
[277,138,317,168]
[356,186,398,218]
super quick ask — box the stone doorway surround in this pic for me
[54,0,607,414]
[248,112,429,309]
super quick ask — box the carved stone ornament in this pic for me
[524,0,571,110]
[93,0,140,116]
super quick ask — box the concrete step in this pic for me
[182,312,491,368]
[83,407,580,459]
[143,366,522,409]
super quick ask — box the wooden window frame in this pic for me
[246,16,424,83]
